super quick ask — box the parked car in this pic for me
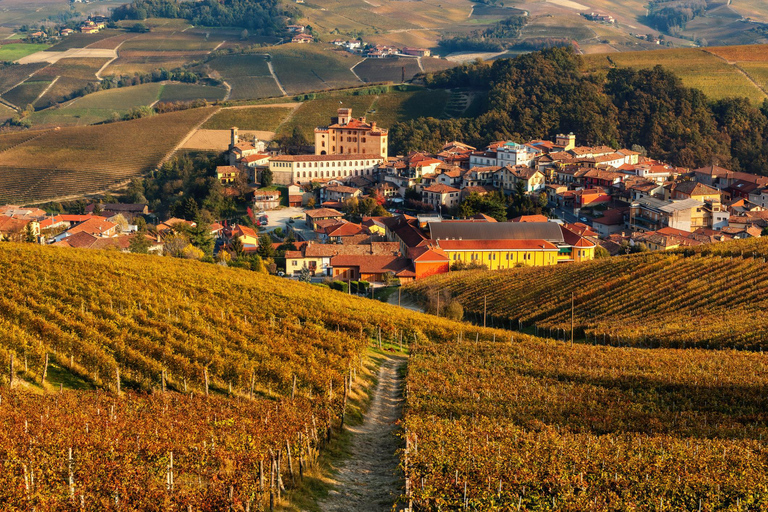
[259,215,269,225]
[579,216,588,222]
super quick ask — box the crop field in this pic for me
[0,106,217,203]
[85,32,138,50]
[159,83,228,102]
[353,57,422,83]
[520,14,597,42]
[421,57,457,74]
[203,53,282,99]
[0,62,46,94]
[202,106,294,131]
[277,94,377,139]
[119,33,224,52]
[2,80,50,108]
[103,53,205,76]
[367,88,449,125]
[46,30,124,51]
[583,48,768,102]
[407,245,768,350]
[270,44,361,94]
[0,43,49,61]
[404,335,768,509]
[706,44,768,62]
[28,83,165,127]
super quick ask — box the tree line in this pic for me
[111,0,293,35]
[392,47,768,175]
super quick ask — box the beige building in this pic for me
[269,154,383,185]
[314,108,388,159]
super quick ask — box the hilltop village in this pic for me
[2,106,767,285]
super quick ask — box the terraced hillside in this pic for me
[406,239,768,350]
[0,106,217,204]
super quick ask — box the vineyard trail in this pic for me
[320,356,405,512]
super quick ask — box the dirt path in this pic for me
[320,356,405,512]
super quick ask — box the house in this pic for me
[0,215,39,241]
[408,245,450,278]
[666,181,721,202]
[60,28,74,36]
[305,208,344,229]
[322,185,361,203]
[574,188,611,208]
[64,216,117,238]
[285,241,400,276]
[231,224,259,251]
[330,254,412,282]
[422,184,461,210]
[216,165,239,184]
[287,24,305,33]
[292,33,314,44]
[253,189,281,211]
[401,47,430,57]
[494,166,545,194]
[591,209,626,238]
[157,218,196,233]
[510,214,549,223]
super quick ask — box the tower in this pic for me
[230,127,239,149]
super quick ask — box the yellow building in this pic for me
[314,108,388,159]
[428,221,595,269]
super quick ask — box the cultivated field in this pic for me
[269,44,362,94]
[0,106,217,204]
[159,83,227,102]
[202,53,283,100]
[584,47,768,102]
[0,43,48,61]
[202,106,295,131]
[2,80,50,108]
[353,57,422,83]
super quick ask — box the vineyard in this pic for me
[405,239,768,350]
[0,107,217,204]
[402,336,768,510]
[0,242,508,509]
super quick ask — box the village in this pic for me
[2,105,767,286]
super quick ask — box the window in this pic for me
[362,138,366,143]
[322,141,326,148]
[293,261,297,266]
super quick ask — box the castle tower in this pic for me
[230,127,239,149]
[337,108,352,125]
[556,132,576,151]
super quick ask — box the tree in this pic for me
[306,196,316,208]
[230,236,244,258]
[261,168,273,187]
[240,29,249,40]
[24,223,36,243]
[257,233,275,259]
[594,245,610,259]
[298,266,311,282]
[444,301,464,321]
[164,233,190,257]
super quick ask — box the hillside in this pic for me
[2,242,768,508]
[405,237,768,350]
[0,106,217,205]
[403,335,768,509]
[0,241,502,508]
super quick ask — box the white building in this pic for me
[269,154,383,185]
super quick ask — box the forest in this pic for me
[391,47,768,175]
[437,15,528,53]
[111,0,292,34]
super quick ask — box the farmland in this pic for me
[583,47,768,102]
[0,107,217,204]
[353,57,422,84]
[202,106,295,131]
[406,244,768,350]
[202,53,283,100]
[404,335,768,509]
[0,43,49,61]
[269,44,362,94]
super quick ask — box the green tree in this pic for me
[257,233,275,259]
[230,236,244,258]
[261,168,273,187]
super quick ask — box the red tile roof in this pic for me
[436,239,558,251]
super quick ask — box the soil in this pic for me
[320,356,406,512]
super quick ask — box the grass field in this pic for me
[0,43,49,61]
[583,48,768,102]
[269,44,361,94]
[202,106,294,131]
[0,106,217,204]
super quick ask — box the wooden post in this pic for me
[250,372,256,400]
[483,294,487,328]
[436,291,440,317]
[116,367,121,395]
[204,368,209,396]
[42,353,48,386]
[291,375,297,400]
[570,292,574,347]
[398,287,401,307]
[68,447,74,499]
[286,441,294,483]
[8,354,13,389]
[161,369,166,393]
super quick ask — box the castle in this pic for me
[314,108,388,160]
